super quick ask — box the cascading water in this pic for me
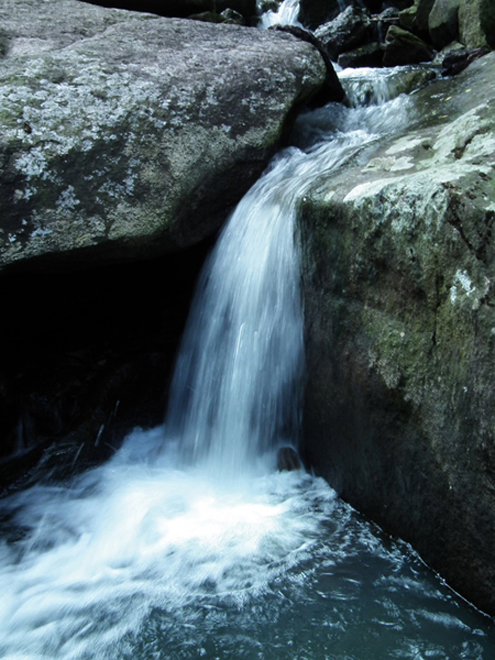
[258,0,302,28]
[0,68,494,660]
[165,154,305,477]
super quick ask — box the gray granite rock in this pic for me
[0,0,326,270]
[300,52,495,615]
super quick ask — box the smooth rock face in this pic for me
[0,0,326,271]
[300,52,495,615]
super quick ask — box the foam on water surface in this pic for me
[0,430,337,659]
[1,431,492,660]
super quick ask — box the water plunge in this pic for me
[0,69,494,659]
[165,151,305,477]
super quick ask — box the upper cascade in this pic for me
[258,0,302,27]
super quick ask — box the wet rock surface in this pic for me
[276,446,302,471]
[300,52,495,615]
[297,0,493,70]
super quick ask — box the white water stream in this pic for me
[0,70,494,659]
[259,0,302,28]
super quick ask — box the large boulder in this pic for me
[0,0,326,271]
[314,6,373,61]
[458,0,495,50]
[300,52,495,615]
[383,24,435,65]
[429,0,461,49]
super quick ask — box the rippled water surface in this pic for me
[1,69,494,659]
[1,431,494,660]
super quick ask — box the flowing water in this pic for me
[0,69,494,660]
[259,0,302,28]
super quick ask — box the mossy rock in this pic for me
[300,52,495,615]
[459,0,495,50]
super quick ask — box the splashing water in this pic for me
[0,70,494,659]
[258,0,302,28]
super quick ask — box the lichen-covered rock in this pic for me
[428,0,461,49]
[0,0,326,271]
[458,0,495,50]
[300,52,495,615]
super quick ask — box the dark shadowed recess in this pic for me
[0,239,213,495]
[82,0,258,23]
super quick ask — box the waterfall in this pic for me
[164,153,305,477]
[0,69,493,660]
[258,0,302,28]
[163,64,413,478]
